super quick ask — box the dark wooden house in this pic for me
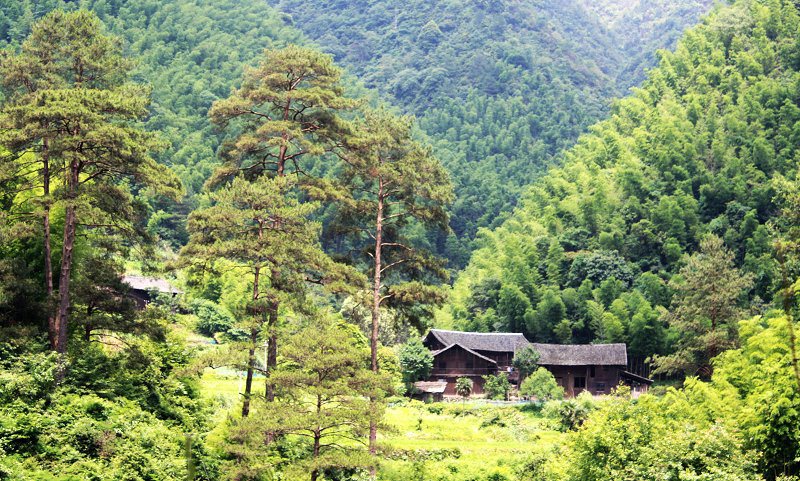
[422,329,652,397]
[422,329,530,395]
[122,275,182,309]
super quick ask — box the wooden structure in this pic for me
[422,329,529,395]
[122,275,182,309]
[532,343,629,396]
[412,381,448,402]
[422,329,652,397]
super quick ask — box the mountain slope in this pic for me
[439,0,800,358]
[272,0,715,258]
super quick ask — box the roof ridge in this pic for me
[430,329,526,336]
[433,342,499,364]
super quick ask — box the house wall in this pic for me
[544,364,623,397]
[428,345,500,395]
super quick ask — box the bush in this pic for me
[519,368,564,401]
[512,346,540,378]
[455,377,473,399]
[482,374,511,400]
[398,339,434,385]
[189,298,235,336]
[543,392,596,431]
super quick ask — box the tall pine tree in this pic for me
[332,108,452,453]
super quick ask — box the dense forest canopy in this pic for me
[272,0,715,260]
[2,0,800,480]
[0,0,715,266]
[441,0,800,364]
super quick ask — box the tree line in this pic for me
[0,9,451,480]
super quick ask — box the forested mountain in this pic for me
[0,0,714,264]
[578,0,716,87]
[5,1,800,480]
[441,0,800,365]
[272,0,715,257]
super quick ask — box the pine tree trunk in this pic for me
[242,328,257,418]
[243,266,261,418]
[368,184,384,458]
[266,298,278,402]
[42,141,55,350]
[54,160,79,369]
[311,396,322,481]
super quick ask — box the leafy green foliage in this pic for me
[276,0,714,253]
[398,338,434,385]
[443,0,800,366]
[455,377,473,399]
[482,374,511,401]
[512,346,541,379]
[650,235,753,378]
[190,298,236,337]
[561,386,760,481]
[0,325,214,480]
[542,392,597,432]
[222,316,383,480]
[520,368,564,402]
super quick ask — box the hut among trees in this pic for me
[122,275,182,309]
[422,329,652,397]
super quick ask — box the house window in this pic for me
[596,382,606,393]
[574,377,586,389]
[590,366,596,378]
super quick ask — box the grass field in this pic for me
[200,371,565,480]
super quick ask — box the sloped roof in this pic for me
[414,381,448,394]
[123,275,182,294]
[425,329,530,352]
[620,370,654,384]
[431,343,498,364]
[532,343,627,366]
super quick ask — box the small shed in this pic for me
[412,381,448,402]
[122,275,182,309]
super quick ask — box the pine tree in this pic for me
[332,108,452,454]
[651,235,753,379]
[181,175,358,416]
[0,10,179,360]
[207,45,356,402]
[227,316,383,481]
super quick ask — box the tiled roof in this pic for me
[425,329,530,352]
[413,381,448,394]
[532,343,628,366]
[424,329,628,366]
[122,275,182,294]
[431,343,498,364]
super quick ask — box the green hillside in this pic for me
[272,0,715,255]
[3,1,800,480]
[0,0,714,262]
[441,0,800,364]
[0,0,304,246]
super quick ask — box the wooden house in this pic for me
[122,275,182,309]
[421,329,652,397]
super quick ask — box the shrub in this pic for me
[189,299,235,336]
[455,377,473,399]
[397,339,434,386]
[543,392,596,431]
[512,346,540,378]
[519,368,564,402]
[482,374,511,400]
